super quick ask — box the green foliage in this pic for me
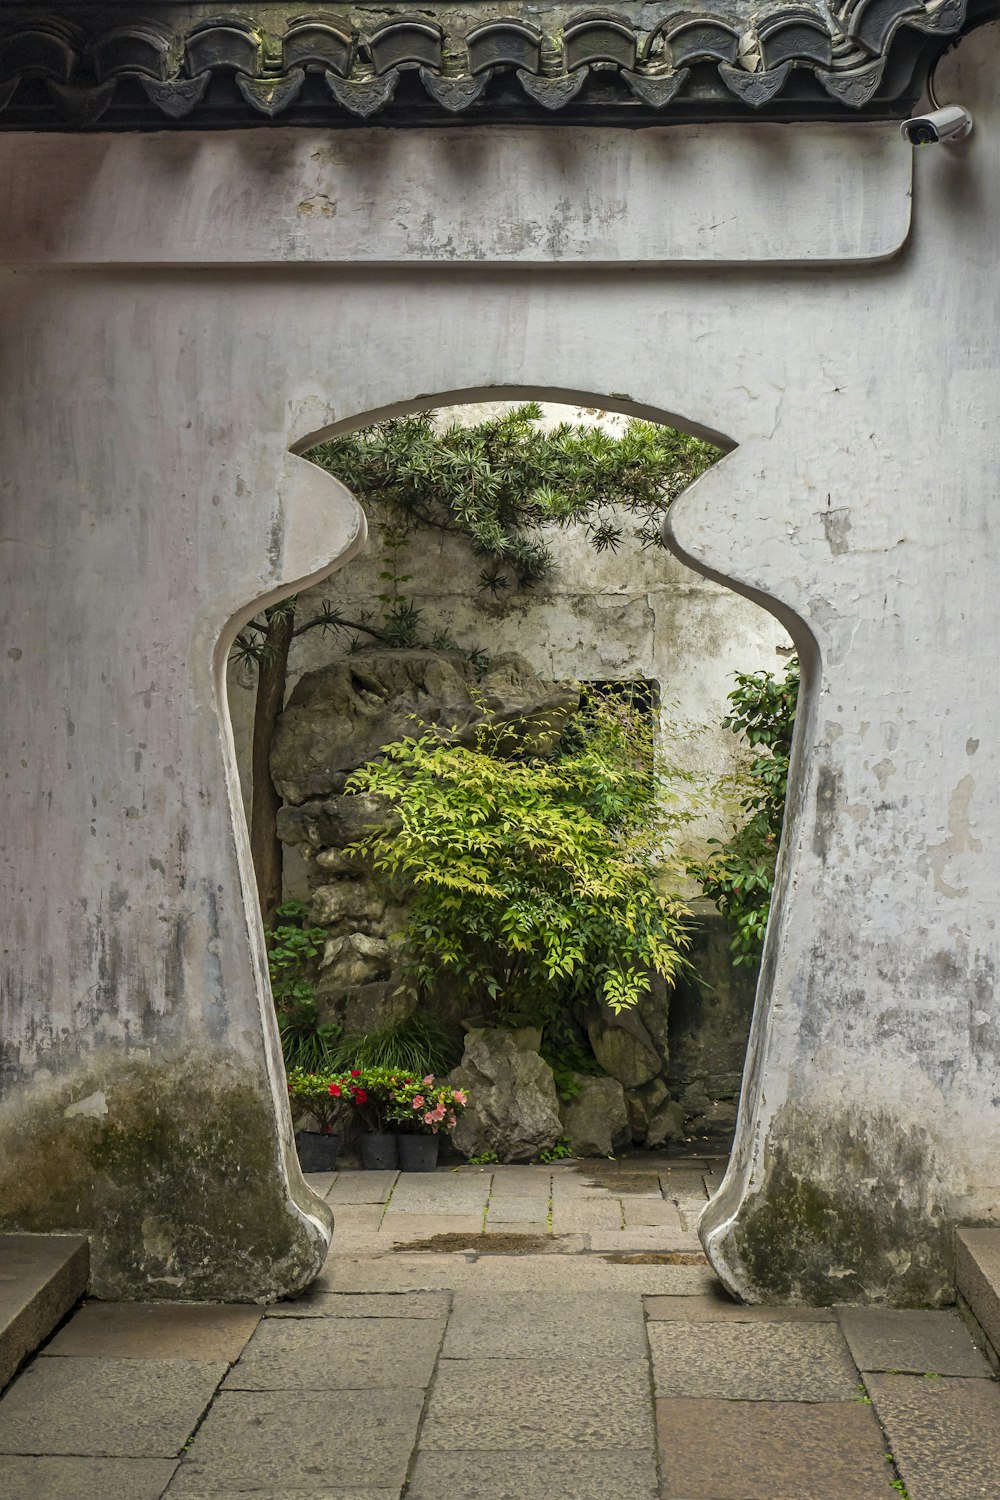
[541,1037,604,1103]
[324,1014,464,1077]
[691,659,799,965]
[467,1150,500,1165]
[537,1137,575,1163]
[266,900,342,1069]
[346,694,693,1024]
[307,406,719,607]
[285,1068,349,1134]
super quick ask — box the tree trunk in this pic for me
[250,609,294,931]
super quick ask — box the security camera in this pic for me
[900,104,973,146]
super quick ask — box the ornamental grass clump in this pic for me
[346,693,696,1023]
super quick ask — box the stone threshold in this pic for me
[0,1234,90,1395]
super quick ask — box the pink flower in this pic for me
[423,1075,435,1086]
[453,1090,467,1106]
[423,1112,438,1130]
[430,1103,446,1122]
[412,1095,425,1110]
[447,1111,457,1128]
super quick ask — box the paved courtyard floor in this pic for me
[1,1155,999,1498]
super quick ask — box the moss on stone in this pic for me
[723,1103,952,1308]
[0,1051,331,1301]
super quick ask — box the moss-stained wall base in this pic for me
[0,1052,332,1301]
[704,1103,952,1308]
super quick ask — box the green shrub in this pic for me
[691,658,799,964]
[347,694,694,1026]
[266,900,342,1069]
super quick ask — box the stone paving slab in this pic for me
[167,1390,423,1493]
[419,1356,654,1450]
[837,1307,992,1377]
[266,1292,451,1320]
[575,1170,662,1199]
[441,1290,647,1359]
[0,1357,227,1457]
[645,1292,836,1322]
[383,1215,486,1239]
[656,1397,899,1499]
[223,1315,443,1390]
[302,1174,338,1198]
[0,1454,178,1500]
[865,1373,1000,1500]
[317,1252,718,1295]
[589,1228,696,1252]
[328,1206,386,1231]
[550,1200,623,1231]
[485,1220,550,1236]
[621,1198,685,1228]
[168,1492,400,1499]
[487,1168,553,1193]
[648,1320,859,1401]
[45,1302,261,1361]
[484,1197,551,1222]
[327,1172,398,1205]
[406,1448,659,1499]
[386,1173,488,1202]
[168,1492,399,1499]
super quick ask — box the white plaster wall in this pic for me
[3,23,1000,1300]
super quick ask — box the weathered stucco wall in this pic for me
[3,24,1000,1301]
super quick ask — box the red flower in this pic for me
[351,1069,361,1078]
[328,1083,341,1097]
[354,1088,368,1104]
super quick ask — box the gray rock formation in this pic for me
[272,648,578,805]
[560,1075,631,1158]
[449,1028,562,1163]
[587,1002,661,1090]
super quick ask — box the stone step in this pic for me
[956,1227,1000,1362]
[0,1234,89,1393]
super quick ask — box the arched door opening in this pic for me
[226,390,797,1197]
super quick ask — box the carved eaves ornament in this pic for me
[0,0,987,129]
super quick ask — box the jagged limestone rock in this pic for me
[310,883,385,928]
[272,648,579,805]
[560,1075,631,1158]
[624,1076,670,1144]
[587,1003,661,1089]
[276,793,394,853]
[646,1097,687,1149]
[315,976,415,1036]
[449,1028,562,1163]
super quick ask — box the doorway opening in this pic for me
[226,392,796,1182]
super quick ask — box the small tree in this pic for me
[691,658,799,964]
[346,696,696,1026]
[234,405,718,927]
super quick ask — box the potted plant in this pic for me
[388,1074,468,1172]
[287,1068,347,1171]
[344,1068,399,1169]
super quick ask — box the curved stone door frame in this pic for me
[3,28,1000,1301]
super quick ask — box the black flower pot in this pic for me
[296,1131,342,1172]
[398,1134,440,1172]
[360,1131,399,1170]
